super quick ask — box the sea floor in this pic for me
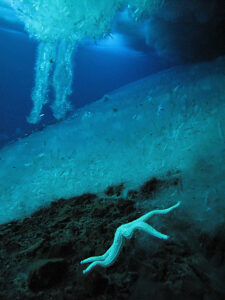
[1,57,225,225]
[0,179,224,300]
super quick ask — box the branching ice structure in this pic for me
[10,0,164,123]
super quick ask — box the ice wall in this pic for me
[0,56,224,228]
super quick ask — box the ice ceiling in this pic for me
[8,0,225,123]
[9,0,163,123]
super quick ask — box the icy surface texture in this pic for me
[0,57,224,229]
[27,39,76,124]
[27,42,57,123]
[9,0,163,123]
[10,0,127,42]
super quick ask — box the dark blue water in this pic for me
[0,28,172,148]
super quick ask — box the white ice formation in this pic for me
[9,0,164,123]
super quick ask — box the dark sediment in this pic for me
[0,178,224,300]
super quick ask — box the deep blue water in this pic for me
[0,27,172,148]
[0,0,225,150]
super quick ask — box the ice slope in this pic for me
[0,56,224,226]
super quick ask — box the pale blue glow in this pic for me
[89,33,145,56]
[8,0,163,123]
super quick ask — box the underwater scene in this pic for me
[0,0,225,299]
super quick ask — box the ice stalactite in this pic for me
[27,39,76,124]
[27,41,57,124]
[52,39,76,120]
[10,0,165,123]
